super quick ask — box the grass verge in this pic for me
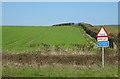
[2,65,118,77]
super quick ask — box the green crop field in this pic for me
[2,25,95,53]
[3,25,119,53]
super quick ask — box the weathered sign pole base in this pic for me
[102,47,104,68]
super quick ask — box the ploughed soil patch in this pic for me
[2,52,118,66]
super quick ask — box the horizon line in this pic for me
[1,24,119,26]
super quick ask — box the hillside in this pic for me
[2,25,96,53]
[2,25,118,77]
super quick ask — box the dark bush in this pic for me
[52,23,74,26]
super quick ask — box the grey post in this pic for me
[102,47,104,68]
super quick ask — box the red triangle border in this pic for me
[96,26,109,37]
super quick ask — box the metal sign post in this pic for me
[102,47,104,68]
[96,26,109,68]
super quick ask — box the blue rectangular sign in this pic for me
[97,41,109,47]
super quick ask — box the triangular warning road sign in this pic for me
[96,26,108,37]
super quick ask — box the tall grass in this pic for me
[2,65,118,77]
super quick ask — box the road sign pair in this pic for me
[96,26,109,68]
[96,26,109,47]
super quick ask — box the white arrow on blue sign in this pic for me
[97,41,109,47]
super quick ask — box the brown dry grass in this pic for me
[2,50,118,67]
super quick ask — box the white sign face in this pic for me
[97,27,107,36]
[97,37,108,41]
[96,26,108,37]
